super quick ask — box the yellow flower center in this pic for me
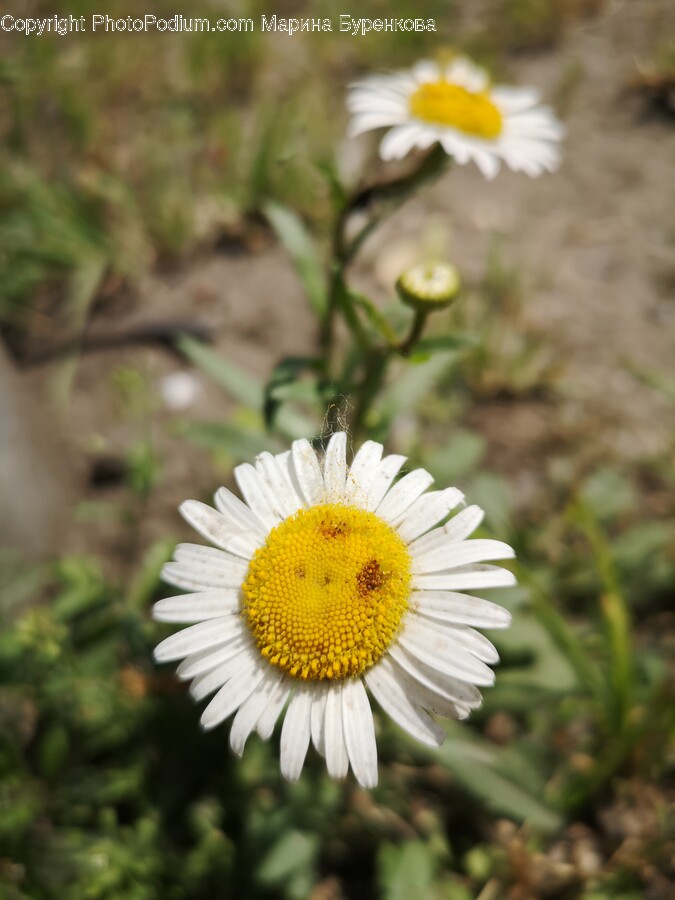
[409,80,503,139]
[242,504,411,681]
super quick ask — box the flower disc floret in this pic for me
[409,81,503,138]
[242,504,411,681]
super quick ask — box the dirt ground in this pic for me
[9,0,674,566]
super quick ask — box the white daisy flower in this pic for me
[153,433,515,788]
[347,56,564,179]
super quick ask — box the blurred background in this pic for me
[1,1,674,898]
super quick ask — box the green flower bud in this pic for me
[396,262,460,311]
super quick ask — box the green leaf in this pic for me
[126,539,175,612]
[263,356,321,429]
[465,472,513,536]
[349,290,398,344]
[424,429,487,483]
[412,333,477,357]
[378,841,436,900]
[177,421,276,459]
[256,829,318,885]
[495,608,578,695]
[433,723,562,832]
[176,335,317,439]
[580,467,636,523]
[264,201,326,316]
[379,352,457,425]
[176,334,262,408]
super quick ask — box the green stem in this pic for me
[397,309,429,356]
[320,144,448,378]
[351,348,390,439]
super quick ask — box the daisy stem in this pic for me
[351,347,390,438]
[320,145,448,378]
[397,309,429,356]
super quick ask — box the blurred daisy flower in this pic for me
[347,56,564,179]
[153,433,514,788]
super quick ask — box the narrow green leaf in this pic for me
[176,334,262,408]
[127,539,175,611]
[177,421,276,459]
[264,201,326,315]
[176,335,317,440]
[413,333,477,355]
[263,356,320,429]
[434,725,562,832]
[378,352,456,424]
[349,290,398,344]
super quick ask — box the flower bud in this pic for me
[396,262,460,311]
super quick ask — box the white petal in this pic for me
[255,451,302,518]
[409,506,485,555]
[200,656,266,731]
[443,505,485,541]
[324,685,348,779]
[406,615,499,664]
[491,85,541,113]
[376,469,435,523]
[395,488,464,543]
[409,505,484,556]
[365,657,445,746]
[153,590,240,623]
[154,616,242,663]
[342,679,378,789]
[388,645,483,708]
[413,564,516,592]
[291,438,324,506]
[380,124,427,161]
[161,558,247,592]
[175,635,248,680]
[442,623,500,664]
[446,57,489,93]
[413,59,442,84]
[173,543,243,567]
[213,488,268,539]
[412,538,514,574]
[255,678,292,740]
[393,666,470,720]
[234,463,281,530]
[507,108,566,139]
[363,455,407,511]
[180,499,263,555]
[411,591,512,629]
[344,440,384,505]
[310,687,328,757]
[470,146,501,180]
[347,112,405,136]
[275,450,307,511]
[398,619,496,686]
[280,687,313,781]
[190,644,258,701]
[229,669,285,756]
[323,432,348,499]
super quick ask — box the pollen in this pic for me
[242,504,412,681]
[409,80,503,139]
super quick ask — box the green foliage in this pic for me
[264,203,327,317]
